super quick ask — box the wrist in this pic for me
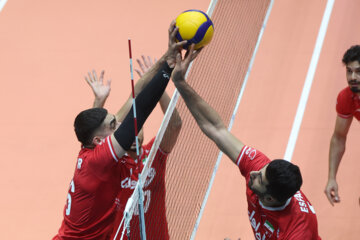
[328,174,336,181]
[95,96,107,103]
[164,51,176,68]
[93,97,107,108]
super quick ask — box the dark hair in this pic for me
[74,108,108,145]
[265,159,303,203]
[342,45,360,65]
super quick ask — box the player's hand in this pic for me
[165,20,187,68]
[172,44,202,82]
[85,70,111,102]
[135,56,156,78]
[324,179,340,206]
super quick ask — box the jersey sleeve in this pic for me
[283,221,320,240]
[87,136,121,180]
[236,146,271,178]
[336,88,353,119]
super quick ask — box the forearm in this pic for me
[328,134,346,180]
[159,92,182,128]
[156,92,182,152]
[93,97,107,108]
[115,55,168,120]
[174,80,224,133]
[134,55,168,95]
[114,62,173,150]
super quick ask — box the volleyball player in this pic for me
[85,55,186,239]
[52,21,198,240]
[325,45,360,206]
[171,52,321,239]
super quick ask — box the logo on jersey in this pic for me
[245,147,257,160]
[162,71,170,80]
[264,220,274,234]
[121,177,137,189]
[249,210,269,240]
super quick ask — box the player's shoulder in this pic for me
[238,146,270,165]
[337,86,353,101]
[238,146,271,177]
[143,137,156,150]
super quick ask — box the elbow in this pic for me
[200,122,224,141]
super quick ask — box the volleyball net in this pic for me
[115,0,272,239]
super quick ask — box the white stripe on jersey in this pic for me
[106,136,119,162]
[338,113,352,118]
[237,146,248,167]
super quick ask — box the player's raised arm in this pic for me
[134,55,183,153]
[115,25,184,122]
[85,70,111,108]
[171,48,244,164]
[110,21,187,157]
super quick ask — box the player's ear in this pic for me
[92,136,102,146]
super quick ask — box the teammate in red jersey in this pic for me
[53,22,201,240]
[171,53,321,239]
[325,45,360,206]
[86,56,182,240]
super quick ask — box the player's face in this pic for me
[248,164,269,197]
[98,114,120,138]
[345,61,360,93]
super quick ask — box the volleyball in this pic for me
[175,10,214,50]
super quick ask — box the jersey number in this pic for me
[134,190,151,215]
[65,180,75,216]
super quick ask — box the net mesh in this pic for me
[117,0,271,239]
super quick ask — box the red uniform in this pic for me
[53,136,131,240]
[236,146,321,240]
[336,87,360,121]
[111,138,169,240]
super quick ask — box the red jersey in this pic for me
[336,87,360,121]
[54,136,130,240]
[111,138,169,240]
[236,146,321,240]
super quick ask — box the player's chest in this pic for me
[247,194,279,239]
[352,97,360,120]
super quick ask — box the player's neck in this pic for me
[127,151,137,159]
[127,148,143,160]
[259,199,285,208]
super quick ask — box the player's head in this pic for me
[342,45,360,93]
[74,108,119,147]
[249,160,302,205]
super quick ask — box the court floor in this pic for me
[0,0,359,239]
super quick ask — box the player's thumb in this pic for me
[334,187,340,201]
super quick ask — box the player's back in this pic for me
[54,138,124,240]
[274,190,321,240]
